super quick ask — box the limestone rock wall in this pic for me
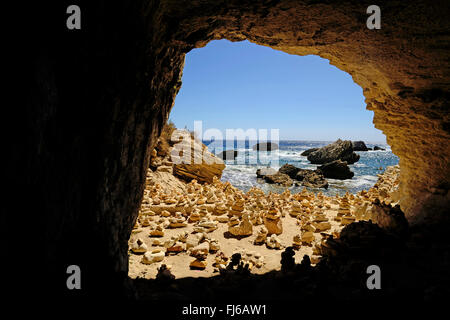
[27,0,449,297]
[172,131,226,183]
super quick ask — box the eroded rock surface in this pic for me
[301,148,319,157]
[307,139,360,165]
[264,164,329,189]
[256,168,277,179]
[279,164,300,179]
[352,141,369,151]
[317,160,354,180]
[295,169,329,189]
[32,0,450,298]
[171,131,225,184]
[263,172,293,187]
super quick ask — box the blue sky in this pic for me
[170,39,386,143]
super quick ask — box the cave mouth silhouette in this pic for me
[33,1,449,302]
[127,41,401,283]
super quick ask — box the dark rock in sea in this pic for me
[300,170,329,189]
[300,148,319,156]
[307,139,360,164]
[252,142,279,151]
[295,169,314,181]
[256,167,277,178]
[352,141,369,151]
[317,160,354,180]
[295,169,328,189]
[366,147,373,150]
[217,150,238,160]
[278,163,300,179]
[373,145,385,151]
[258,165,328,188]
[263,172,293,187]
[278,164,328,188]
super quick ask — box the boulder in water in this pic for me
[301,148,319,156]
[256,167,277,178]
[352,141,369,151]
[263,172,293,187]
[252,142,278,151]
[278,163,300,179]
[295,169,315,181]
[301,171,329,189]
[307,139,360,164]
[295,169,328,189]
[317,160,354,180]
[217,150,238,160]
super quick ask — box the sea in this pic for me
[203,140,399,196]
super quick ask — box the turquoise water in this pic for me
[205,140,399,196]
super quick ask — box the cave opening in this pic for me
[127,39,401,281]
[35,1,450,302]
[172,39,399,196]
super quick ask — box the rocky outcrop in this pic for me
[149,122,177,170]
[256,168,277,179]
[278,164,300,179]
[294,169,315,181]
[260,164,328,188]
[172,131,225,184]
[307,139,360,165]
[373,146,385,151]
[295,169,329,189]
[146,170,187,194]
[301,148,319,156]
[280,164,329,189]
[370,165,401,204]
[352,141,369,151]
[149,128,225,184]
[274,164,328,188]
[252,142,278,151]
[317,160,354,180]
[217,150,238,161]
[263,172,293,187]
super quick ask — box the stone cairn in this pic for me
[129,165,400,275]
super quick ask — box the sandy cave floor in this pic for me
[128,203,342,279]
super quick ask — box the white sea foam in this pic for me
[353,163,367,167]
[215,141,397,195]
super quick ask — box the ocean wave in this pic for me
[353,163,367,167]
[220,148,397,195]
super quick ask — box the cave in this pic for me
[31,1,449,302]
